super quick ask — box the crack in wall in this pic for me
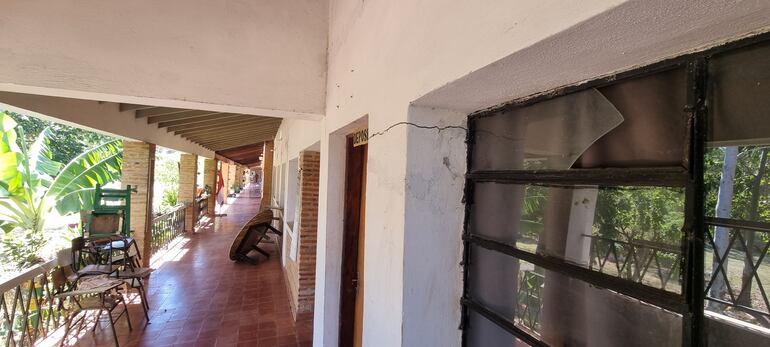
[368,121,467,140]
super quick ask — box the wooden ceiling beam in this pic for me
[182,127,279,142]
[218,143,264,156]
[177,121,279,137]
[135,107,188,118]
[177,124,279,140]
[199,136,275,149]
[222,150,264,161]
[157,113,243,128]
[171,117,276,134]
[208,142,268,152]
[119,103,155,112]
[147,110,221,124]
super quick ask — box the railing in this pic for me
[1,253,69,347]
[705,217,770,327]
[150,203,186,257]
[196,195,208,225]
[586,234,682,292]
[516,270,544,332]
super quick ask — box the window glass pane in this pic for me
[704,224,770,326]
[471,68,687,171]
[709,41,770,146]
[705,146,770,224]
[471,182,684,293]
[467,245,683,346]
[466,310,530,347]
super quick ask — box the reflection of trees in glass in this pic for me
[594,187,684,246]
[705,146,770,312]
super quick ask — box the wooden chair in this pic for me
[229,210,282,264]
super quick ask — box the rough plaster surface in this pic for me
[401,106,467,347]
[0,0,328,119]
[414,0,770,112]
[312,1,770,346]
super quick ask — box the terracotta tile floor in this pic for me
[63,185,312,347]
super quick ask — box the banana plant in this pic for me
[0,112,123,233]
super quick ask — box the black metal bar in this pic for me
[467,167,688,187]
[469,30,770,120]
[704,296,770,318]
[465,234,686,314]
[682,59,707,347]
[459,117,476,347]
[704,217,770,233]
[461,297,548,347]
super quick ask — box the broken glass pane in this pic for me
[470,182,684,293]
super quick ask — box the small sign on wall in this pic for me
[352,128,368,147]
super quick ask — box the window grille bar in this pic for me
[461,297,549,347]
[467,167,688,187]
[704,217,770,233]
[465,233,686,314]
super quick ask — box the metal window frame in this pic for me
[460,30,770,347]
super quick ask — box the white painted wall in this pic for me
[0,0,328,119]
[4,0,770,345]
[300,1,770,346]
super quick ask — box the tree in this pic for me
[0,112,122,268]
[709,146,738,302]
[9,112,114,164]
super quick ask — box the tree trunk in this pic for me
[710,146,738,303]
[737,148,768,306]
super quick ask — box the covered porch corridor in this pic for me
[65,184,312,347]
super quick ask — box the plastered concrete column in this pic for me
[203,158,217,215]
[178,153,198,231]
[122,141,156,267]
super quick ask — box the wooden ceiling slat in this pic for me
[201,135,274,148]
[171,117,277,134]
[218,143,264,155]
[178,122,279,137]
[216,142,264,166]
[182,127,279,141]
[147,110,221,124]
[119,103,155,112]
[177,124,279,140]
[209,141,268,151]
[157,113,243,128]
[135,107,189,118]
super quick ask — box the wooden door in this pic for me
[339,136,367,347]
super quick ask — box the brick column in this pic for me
[178,153,197,231]
[221,162,231,198]
[295,150,320,318]
[122,141,155,266]
[234,166,243,190]
[203,158,217,215]
[228,164,241,193]
[262,141,274,202]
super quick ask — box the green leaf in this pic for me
[29,127,63,177]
